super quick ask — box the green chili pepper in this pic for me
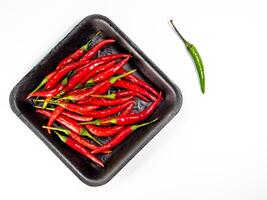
[169,20,205,94]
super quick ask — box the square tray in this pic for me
[9,14,182,186]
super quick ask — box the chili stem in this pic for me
[169,20,188,44]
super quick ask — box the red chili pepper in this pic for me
[60,54,128,95]
[86,55,131,84]
[56,102,99,115]
[91,118,158,154]
[62,69,136,101]
[113,79,157,101]
[65,87,87,96]
[80,39,115,61]
[86,124,124,138]
[47,106,65,134]
[56,31,101,70]
[28,71,57,97]
[35,106,94,122]
[77,60,116,87]
[117,68,159,97]
[54,131,104,167]
[45,59,91,90]
[115,90,149,102]
[81,92,162,126]
[43,126,98,150]
[90,90,149,102]
[60,101,133,117]
[45,61,118,127]
[77,96,133,106]
[27,76,68,99]
[85,101,133,117]
[27,83,64,99]
[85,102,134,137]
[36,109,102,145]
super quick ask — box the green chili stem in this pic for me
[42,126,70,135]
[131,118,159,131]
[169,20,188,44]
[90,93,116,99]
[81,31,101,51]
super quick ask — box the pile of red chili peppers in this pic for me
[27,32,162,168]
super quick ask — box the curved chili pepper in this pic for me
[27,75,68,99]
[56,31,101,70]
[59,101,133,117]
[85,102,134,137]
[54,131,104,167]
[77,60,116,87]
[27,70,57,98]
[90,90,149,102]
[45,75,70,108]
[169,20,205,94]
[113,79,157,101]
[62,69,136,101]
[115,90,149,102]
[60,54,128,95]
[35,106,94,122]
[47,106,65,134]
[36,109,102,145]
[43,126,98,150]
[117,68,159,97]
[86,125,125,138]
[80,39,115,61]
[56,102,99,115]
[45,59,91,90]
[77,96,133,106]
[85,101,133,117]
[27,83,64,99]
[91,118,158,154]
[87,55,131,84]
[81,92,161,126]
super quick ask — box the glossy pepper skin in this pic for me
[56,31,101,70]
[169,20,205,93]
[117,68,159,97]
[35,106,94,122]
[78,60,116,85]
[91,118,158,154]
[62,70,136,101]
[87,55,131,84]
[27,83,64,99]
[80,39,115,61]
[115,90,149,102]
[60,54,128,95]
[28,70,57,97]
[27,75,68,99]
[36,109,102,145]
[77,96,133,106]
[43,126,98,150]
[45,60,91,90]
[81,92,161,126]
[61,101,133,117]
[54,131,104,167]
[47,106,65,134]
[88,90,149,102]
[85,102,134,137]
[57,102,99,115]
[113,79,157,101]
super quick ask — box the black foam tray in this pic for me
[9,14,182,186]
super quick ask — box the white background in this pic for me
[1,0,267,199]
